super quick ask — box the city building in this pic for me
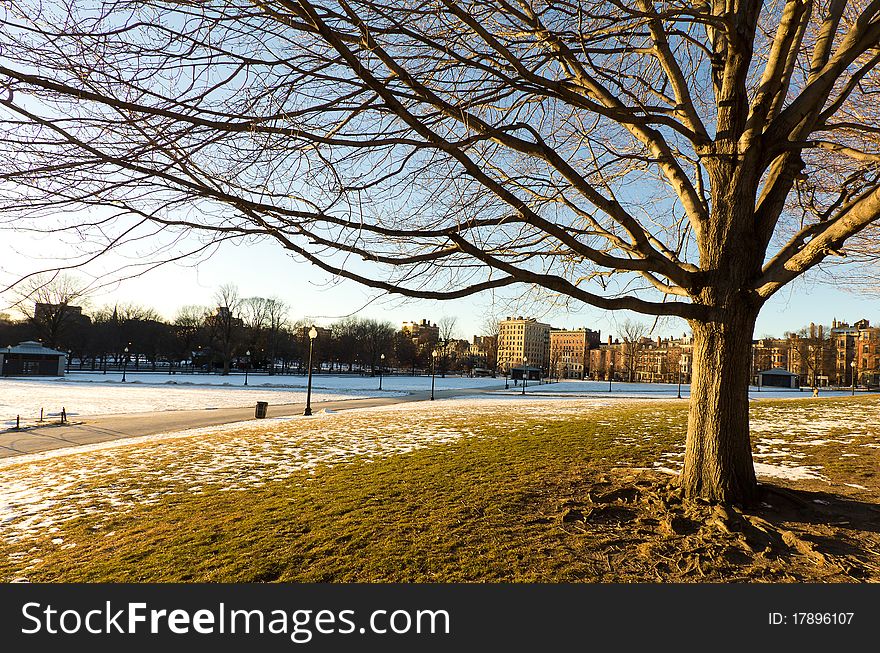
[852,321,880,387]
[752,337,791,374]
[588,336,625,381]
[468,335,498,373]
[549,328,600,379]
[401,319,440,349]
[633,335,693,383]
[831,319,866,386]
[34,302,84,323]
[497,317,552,374]
[587,333,693,383]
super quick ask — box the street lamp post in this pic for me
[304,327,318,416]
[379,353,385,390]
[522,356,528,395]
[245,350,251,386]
[122,346,129,382]
[851,360,856,396]
[431,349,438,400]
[756,368,761,392]
[504,363,509,390]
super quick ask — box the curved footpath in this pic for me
[0,385,507,459]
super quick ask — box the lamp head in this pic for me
[309,326,318,340]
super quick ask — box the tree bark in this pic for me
[681,309,759,504]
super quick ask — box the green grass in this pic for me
[2,396,879,582]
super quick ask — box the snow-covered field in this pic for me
[2,370,869,425]
[0,376,396,424]
[54,370,504,391]
[0,372,506,423]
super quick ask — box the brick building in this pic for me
[549,328,600,379]
[588,336,625,381]
[401,319,440,349]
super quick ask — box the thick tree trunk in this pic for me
[680,310,759,504]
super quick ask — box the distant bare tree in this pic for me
[619,320,649,383]
[173,305,209,370]
[241,296,271,363]
[210,284,242,375]
[480,313,501,373]
[437,316,460,376]
[265,298,289,375]
[790,325,835,387]
[15,274,90,349]
[332,316,363,373]
[361,319,396,374]
[438,316,459,346]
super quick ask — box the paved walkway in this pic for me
[0,385,507,459]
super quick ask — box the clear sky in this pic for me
[4,231,876,343]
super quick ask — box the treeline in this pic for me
[1,283,470,375]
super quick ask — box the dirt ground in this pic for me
[549,467,880,582]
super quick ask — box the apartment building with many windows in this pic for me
[549,328,600,379]
[497,317,552,373]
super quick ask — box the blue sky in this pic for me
[13,236,870,343]
[2,221,877,341]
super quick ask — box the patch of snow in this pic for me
[753,462,829,482]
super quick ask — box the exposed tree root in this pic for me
[548,467,880,582]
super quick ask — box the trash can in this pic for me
[255,401,269,419]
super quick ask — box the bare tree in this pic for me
[437,316,460,377]
[15,274,90,349]
[265,298,289,375]
[209,284,242,375]
[111,302,163,370]
[619,320,650,383]
[173,305,209,371]
[790,324,835,387]
[241,297,271,334]
[332,316,362,373]
[480,313,501,373]
[362,318,396,374]
[241,296,271,365]
[2,2,880,501]
[438,316,459,345]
